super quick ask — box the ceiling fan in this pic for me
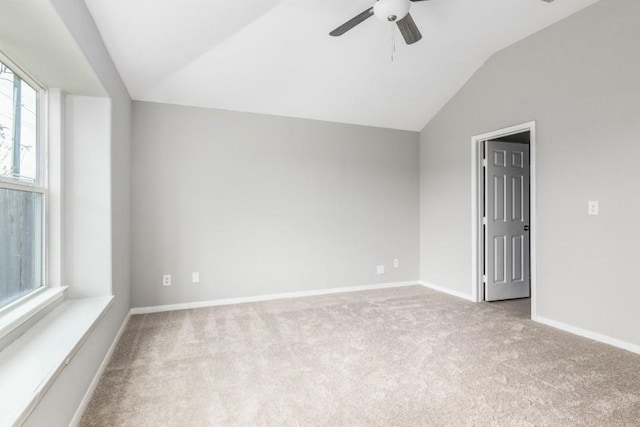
[329,0,431,45]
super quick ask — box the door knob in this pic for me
[524,225,530,231]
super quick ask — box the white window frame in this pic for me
[0,51,66,349]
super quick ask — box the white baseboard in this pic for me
[419,281,476,302]
[535,316,640,355]
[69,310,131,427]
[130,281,422,315]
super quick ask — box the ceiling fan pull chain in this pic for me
[391,24,396,62]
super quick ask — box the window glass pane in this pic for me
[0,61,38,184]
[0,188,43,308]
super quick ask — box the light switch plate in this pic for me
[588,201,599,216]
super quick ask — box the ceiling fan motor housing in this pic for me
[374,0,411,22]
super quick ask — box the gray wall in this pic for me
[24,0,132,425]
[131,102,419,308]
[420,0,640,346]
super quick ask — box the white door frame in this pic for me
[470,121,537,319]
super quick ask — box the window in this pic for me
[0,57,44,309]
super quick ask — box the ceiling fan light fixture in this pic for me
[374,0,410,23]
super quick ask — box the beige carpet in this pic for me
[491,297,531,317]
[80,286,640,426]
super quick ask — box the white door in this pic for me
[484,140,530,301]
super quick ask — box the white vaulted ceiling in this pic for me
[84,0,598,131]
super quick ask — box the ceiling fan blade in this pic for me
[396,13,422,45]
[329,7,374,37]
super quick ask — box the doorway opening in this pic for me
[471,122,536,320]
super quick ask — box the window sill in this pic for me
[0,295,114,426]
[0,287,67,350]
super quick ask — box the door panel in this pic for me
[484,140,530,301]
[494,175,505,221]
[512,235,523,281]
[493,235,506,284]
[512,176,523,221]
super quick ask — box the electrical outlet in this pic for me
[162,274,171,286]
[393,259,400,268]
[192,272,200,284]
[588,201,599,216]
[377,265,385,275]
